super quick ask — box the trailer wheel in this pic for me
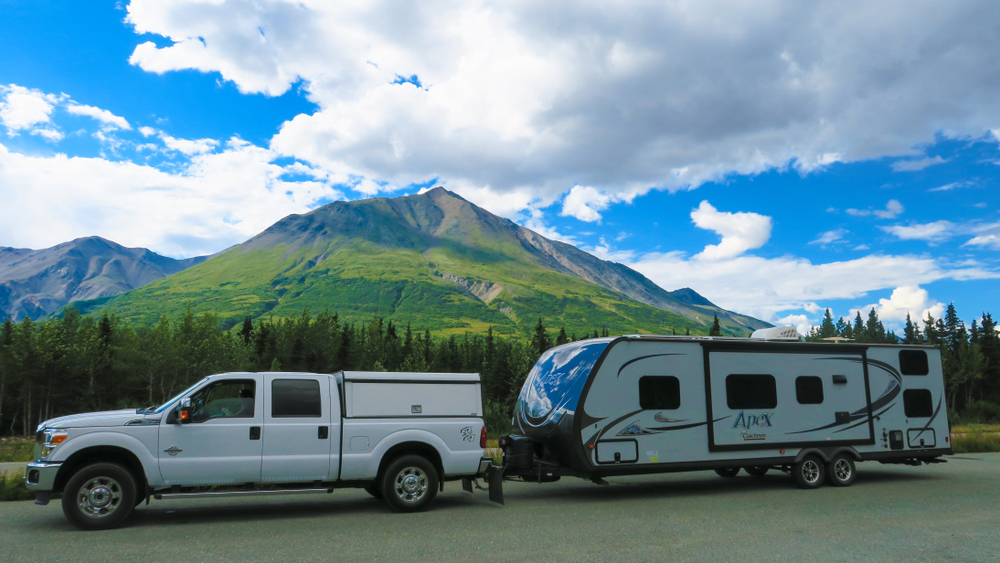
[364,483,383,499]
[715,467,740,478]
[744,466,769,477]
[793,455,825,489]
[61,462,137,530]
[826,454,856,487]
[380,455,439,513]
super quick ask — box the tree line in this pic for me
[807,304,1000,420]
[1,303,997,438]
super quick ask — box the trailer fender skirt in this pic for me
[487,465,505,505]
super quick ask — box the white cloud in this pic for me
[560,185,621,223]
[590,243,998,326]
[810,228,848,246]
[160,133,218,155]
[854,244,870,250]
[66,104,131,130]
[123,1,1000,208]
[881,220,954,242]
[139,126,156,137]
[0,140,343,257]
[964,223,1000,249]
[853,286,945,328]
[0,84,61,136]
[691,201,772,261]
[891,155,946,172]
[846,199,904,219]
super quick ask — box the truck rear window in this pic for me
[272,379,322,417]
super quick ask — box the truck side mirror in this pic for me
[177,398,192,424]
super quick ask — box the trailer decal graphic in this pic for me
[614,416,732,437]
[732,411,773,429]
[786,357,902,435]
[653,413,688,423]
[616,354,683,378]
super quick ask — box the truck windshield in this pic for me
[517,339,609,427]
[153,378,208,414]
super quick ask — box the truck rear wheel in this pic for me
[380,455,439,513]
[61,462,137,530]
[793,455,825,489]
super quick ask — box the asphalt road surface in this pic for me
[2,454,998,563]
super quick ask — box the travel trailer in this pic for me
[494,327,950,498]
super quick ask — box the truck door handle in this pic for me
[250,426,261,440]
[318,426,329,439]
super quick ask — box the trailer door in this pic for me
[705,348,874,452]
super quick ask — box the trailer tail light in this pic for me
[480,425,488,448]
[945,436,950,443]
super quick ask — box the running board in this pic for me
[155,488,332,500]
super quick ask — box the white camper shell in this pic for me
[498,332,951,492]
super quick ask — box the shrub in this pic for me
[952,430,1000,454]
[0,470,34,502]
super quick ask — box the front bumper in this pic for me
[24,461,62,492]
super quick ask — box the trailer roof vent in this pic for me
[750,326,801,341]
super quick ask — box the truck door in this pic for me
[261,374,338,482]
[158,376,263,485]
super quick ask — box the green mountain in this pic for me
[72,188,768,337]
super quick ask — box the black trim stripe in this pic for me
[616,354,683,378]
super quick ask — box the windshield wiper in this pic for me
[135,405,157,414]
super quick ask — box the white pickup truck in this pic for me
[25,371,492,530]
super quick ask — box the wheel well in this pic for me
[54,446,147,494]
[794,447,861,464]
[376,442,444,483]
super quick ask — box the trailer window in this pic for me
[903,389,934,418]
[899,350,929,375]
[272,379,322,417]
[639,376,681,410]
[795,376,824,404]
[726,374,777,409]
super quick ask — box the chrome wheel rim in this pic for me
[77,476,123,519]
[834,459,852,482]
[394,467,428,503]
[802,460,821,484]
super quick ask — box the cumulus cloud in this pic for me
[160,133,218,155]
[891,155,946,172]
[853,286,945,328]
[691,201,772,261]
[0,84,64,141]
[122,1,1000,207]
[0,139,343,257]
[66,104,131,130]
[560,185,623,223]
[847,199,904,219]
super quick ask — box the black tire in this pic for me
[364,483,383,499]
[826,454,857,487]
[61,462,137,530]
[744,466,769,477]
[793,455,825,489]
[380,455,439,513]
[715,467,740,478]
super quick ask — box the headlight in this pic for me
[38,430,68,459]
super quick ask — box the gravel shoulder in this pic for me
[2,453,999,563]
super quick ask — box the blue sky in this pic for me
[0,1,998,334]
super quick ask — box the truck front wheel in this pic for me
[61,462,137,530]
[380,455,439,513]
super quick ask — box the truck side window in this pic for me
[903,389,934,418]
[795,376,824,404]
[188,380,255,423]
[726,374,777,409]
[639,376,681,410]
[272,379,322,417]
[899,350,929,375]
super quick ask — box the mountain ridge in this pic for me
[69,188,768,336]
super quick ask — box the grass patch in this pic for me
[0,470,34,502]
[0,439,34,463]
[951,424,1000,434]
[952,430,1000,454]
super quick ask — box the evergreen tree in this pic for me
[903,313,921,344]
[556,327,569,346]
[531,319,551,356]
[709,313,722,336]
[819,309,837,338]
